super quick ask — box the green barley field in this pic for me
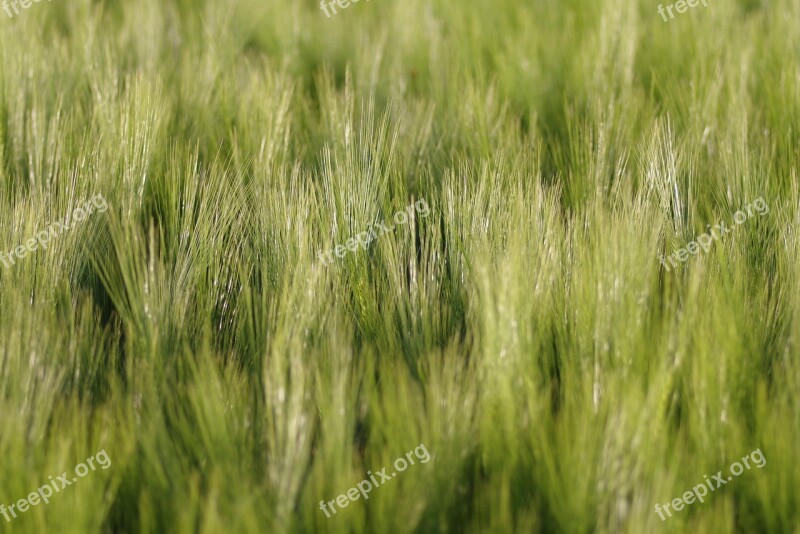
[0,0,798,532]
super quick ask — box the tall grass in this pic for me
[0,0,797,531]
